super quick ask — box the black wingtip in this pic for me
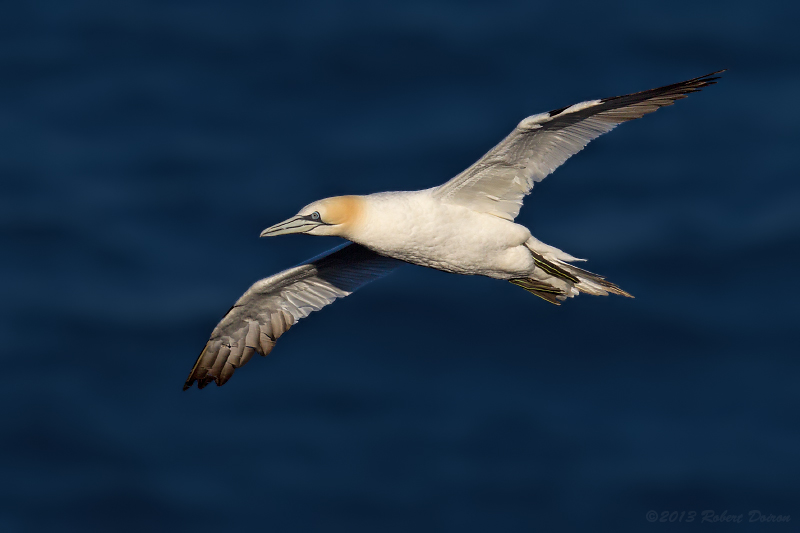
[693,69,727,86]
[596,69,726,108]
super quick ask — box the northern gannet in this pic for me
[184,71,723,390]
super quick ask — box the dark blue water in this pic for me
[2,1,798,531]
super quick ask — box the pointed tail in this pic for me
[513,238,633,304]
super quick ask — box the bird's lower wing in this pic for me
[183,243,402,390]
[432,71,724,221]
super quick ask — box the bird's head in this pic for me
[260,195,365,239]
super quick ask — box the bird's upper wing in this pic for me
[183,243,402,390]
[432,71,724,220]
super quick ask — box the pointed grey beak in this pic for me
[260,215,322,237]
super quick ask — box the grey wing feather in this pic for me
[184,243,402,390]
[433,71,724,220]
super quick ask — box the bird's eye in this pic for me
[310,211,320,220]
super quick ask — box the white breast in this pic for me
[348,190,534,278]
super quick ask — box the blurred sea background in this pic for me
[2,1,798,531]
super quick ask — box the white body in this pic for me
[350,190,536,279]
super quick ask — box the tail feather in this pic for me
[530,251,579,284]
[554,260,633,298]
[509,278,565,305]
[518,237,634,303]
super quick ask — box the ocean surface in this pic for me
[2,1,798,531]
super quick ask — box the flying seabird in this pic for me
[184,71,724,390]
